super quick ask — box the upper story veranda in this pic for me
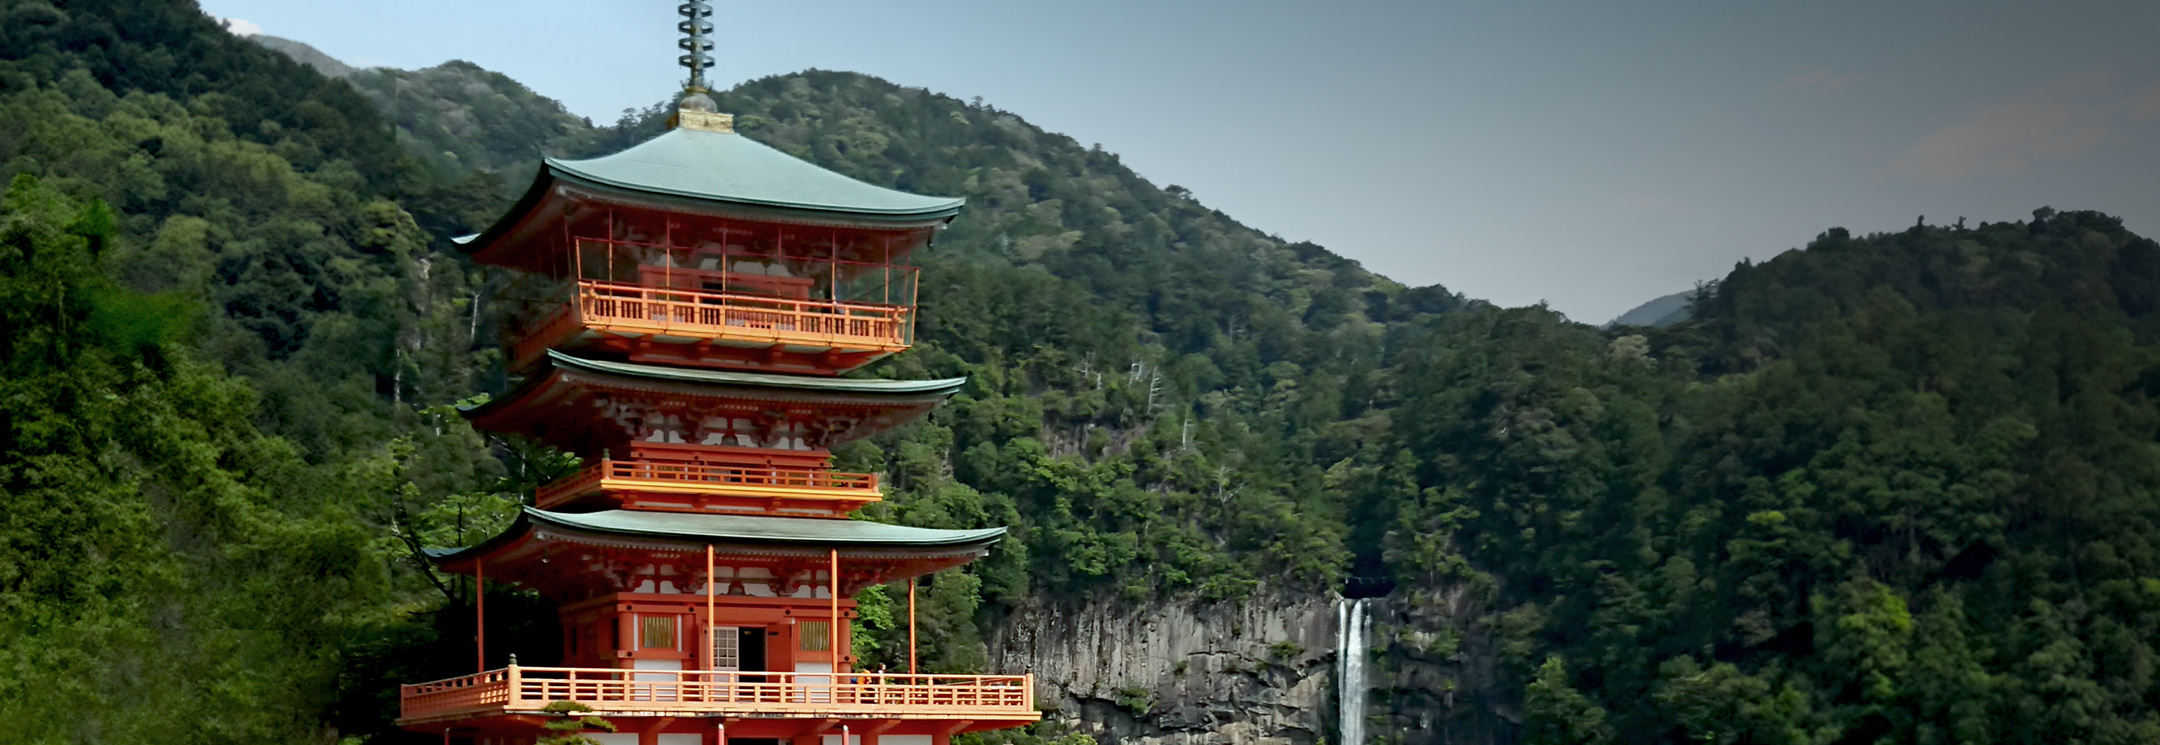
[458,118,964,375]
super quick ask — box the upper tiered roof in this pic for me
[552,126,964,220]
[459,115,964,274]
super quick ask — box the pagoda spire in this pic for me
[672,0,732,132]
[678,0,715,92]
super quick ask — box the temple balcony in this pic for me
[536,457,882,516]
[397,667,1038,727]
[511,280,914,374]
[503,234,922,375]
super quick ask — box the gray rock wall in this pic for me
[989,590,1338,744]
[988,585,1513,745]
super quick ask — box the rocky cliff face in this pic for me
[988,585,1513,745]
[1359,587,1515,745]
[991,590,1337,744]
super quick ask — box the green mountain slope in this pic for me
[1382,215,2160,742]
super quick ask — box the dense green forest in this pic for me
[3,1,2157,743]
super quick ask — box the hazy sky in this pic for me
[198,1,2160,324]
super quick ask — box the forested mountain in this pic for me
[3,2,2157,744]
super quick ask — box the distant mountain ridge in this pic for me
[1607,288,1695,327]
[246,34,354,78]
[247,36,604,178]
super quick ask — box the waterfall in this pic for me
[1337,597,1369,745]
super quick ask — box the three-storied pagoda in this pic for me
[394,6,1036,743]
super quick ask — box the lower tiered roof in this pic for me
[429,507,1005,599]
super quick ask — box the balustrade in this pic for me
[513,280,915,369]
[399,667,1036,724]
[535,458,881,512]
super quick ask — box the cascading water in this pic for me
[1337,598,1370,745]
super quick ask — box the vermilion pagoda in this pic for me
[395,28,1036,743]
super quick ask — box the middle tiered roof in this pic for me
[467,351,965,457]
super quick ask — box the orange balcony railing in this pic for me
[512,280,913,368]
[535,458,882,512]
[398,666,1038,725]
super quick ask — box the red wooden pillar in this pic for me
[906,577,916,674]
[828,549,840,671]
[475,560,487,672]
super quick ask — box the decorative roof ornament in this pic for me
[671,0,733,132]
[678,0,714,92]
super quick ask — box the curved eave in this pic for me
[551,350,966,394]
[460,351,966,422]
[546,163,963,225]
[547,128,964,220]
[427,507,1007,568]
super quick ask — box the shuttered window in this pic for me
[641,615,676,650]
[799,621,830,651]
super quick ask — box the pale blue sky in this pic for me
[199,1,2160,323]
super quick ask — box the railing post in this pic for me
[507,661,522,706]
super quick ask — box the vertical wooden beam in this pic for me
[907,576,917,675]
[475,559,486,673]
[829,549,840,670]
[908,271,920,343]
[706,544,716,670]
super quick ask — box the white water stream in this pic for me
[1337,598,1369,745]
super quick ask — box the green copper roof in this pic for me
[532,508,1005,546]
[425,507,1006,561]
[547,127,964,220]
[547,351,967,394]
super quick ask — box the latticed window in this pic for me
[799,621,830,651]
[710,627,739,670]
[641,615,676,650]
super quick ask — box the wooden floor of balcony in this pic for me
[398,667,1038,726]
[535,459,882,515]
[513,281,912,370]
